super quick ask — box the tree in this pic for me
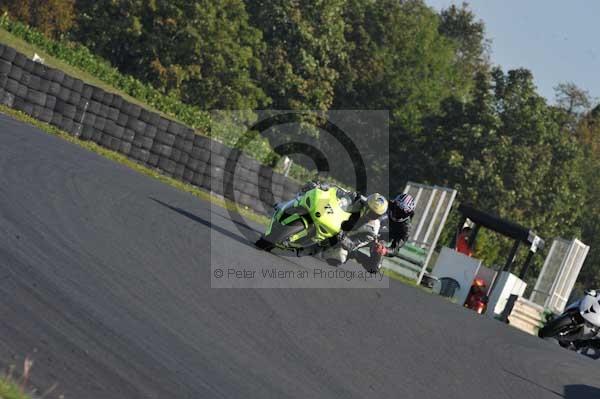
[572,106,600,288]
[553,82,593,133]
[334,0,459,129]
[75,0,268,110]
[0,0,75,38]
[437,3,489,84]
[245,0,347,111]
[421,68,585,267]
[329,0,468,194]
[555,82,592,116]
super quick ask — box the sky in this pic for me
[425,0,600,103]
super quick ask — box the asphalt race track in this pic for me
[0,114,599,399]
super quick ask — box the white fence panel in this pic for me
[530,238,589,314]
[402,182,457,284]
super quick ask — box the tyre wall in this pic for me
[0,44,299,215]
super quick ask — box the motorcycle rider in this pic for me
[294,182,413,273]
[323,192,389,266]
[352,193,416,273]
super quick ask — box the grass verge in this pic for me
[381,268,419,286]
[0,357,39,399]
[0,379,31,399]
[0,28,173,122]
[0,104,270,227]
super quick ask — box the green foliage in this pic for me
[334,0,460,132]
[246,0,347,111]
[75,0,268,110]
[437,3,488,90]
[0,15,302,179]
[573,106,600,289]
[0,378,31,399]
[0,14,211,131]
[421,68,586,268]
[541,308,556,327]
[0,0,75,38]
[329,0,469,192]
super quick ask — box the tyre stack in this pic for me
[187,134,211,189]
[256,167,299,213]
[0,46,61,125]
[207,140,231,198]
[78,85,134,156]
[202,145,300,215]
[52,73,84,136]
[233,153,263,211]
[219,147,255,209]
[0,44,303,217]
[129,109,163,166]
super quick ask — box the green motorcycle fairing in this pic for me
[265,186,353,250]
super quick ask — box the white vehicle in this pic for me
[538,290,600,350]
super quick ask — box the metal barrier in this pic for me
[402,182,457,284]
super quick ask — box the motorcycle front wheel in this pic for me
[255,219,307,252]
[538,311,582,339]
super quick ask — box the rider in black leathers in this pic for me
[352,193,415,273]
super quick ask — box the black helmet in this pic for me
[389,193,415,222]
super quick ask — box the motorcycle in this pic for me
[538,290,600,349]
[254,183,355,254]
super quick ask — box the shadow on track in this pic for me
[504,370,600,399]
[150,197,260,249]
[564,384,600,399]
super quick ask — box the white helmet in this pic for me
[366,193,388,216]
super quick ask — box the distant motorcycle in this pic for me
[538,290,600,350]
